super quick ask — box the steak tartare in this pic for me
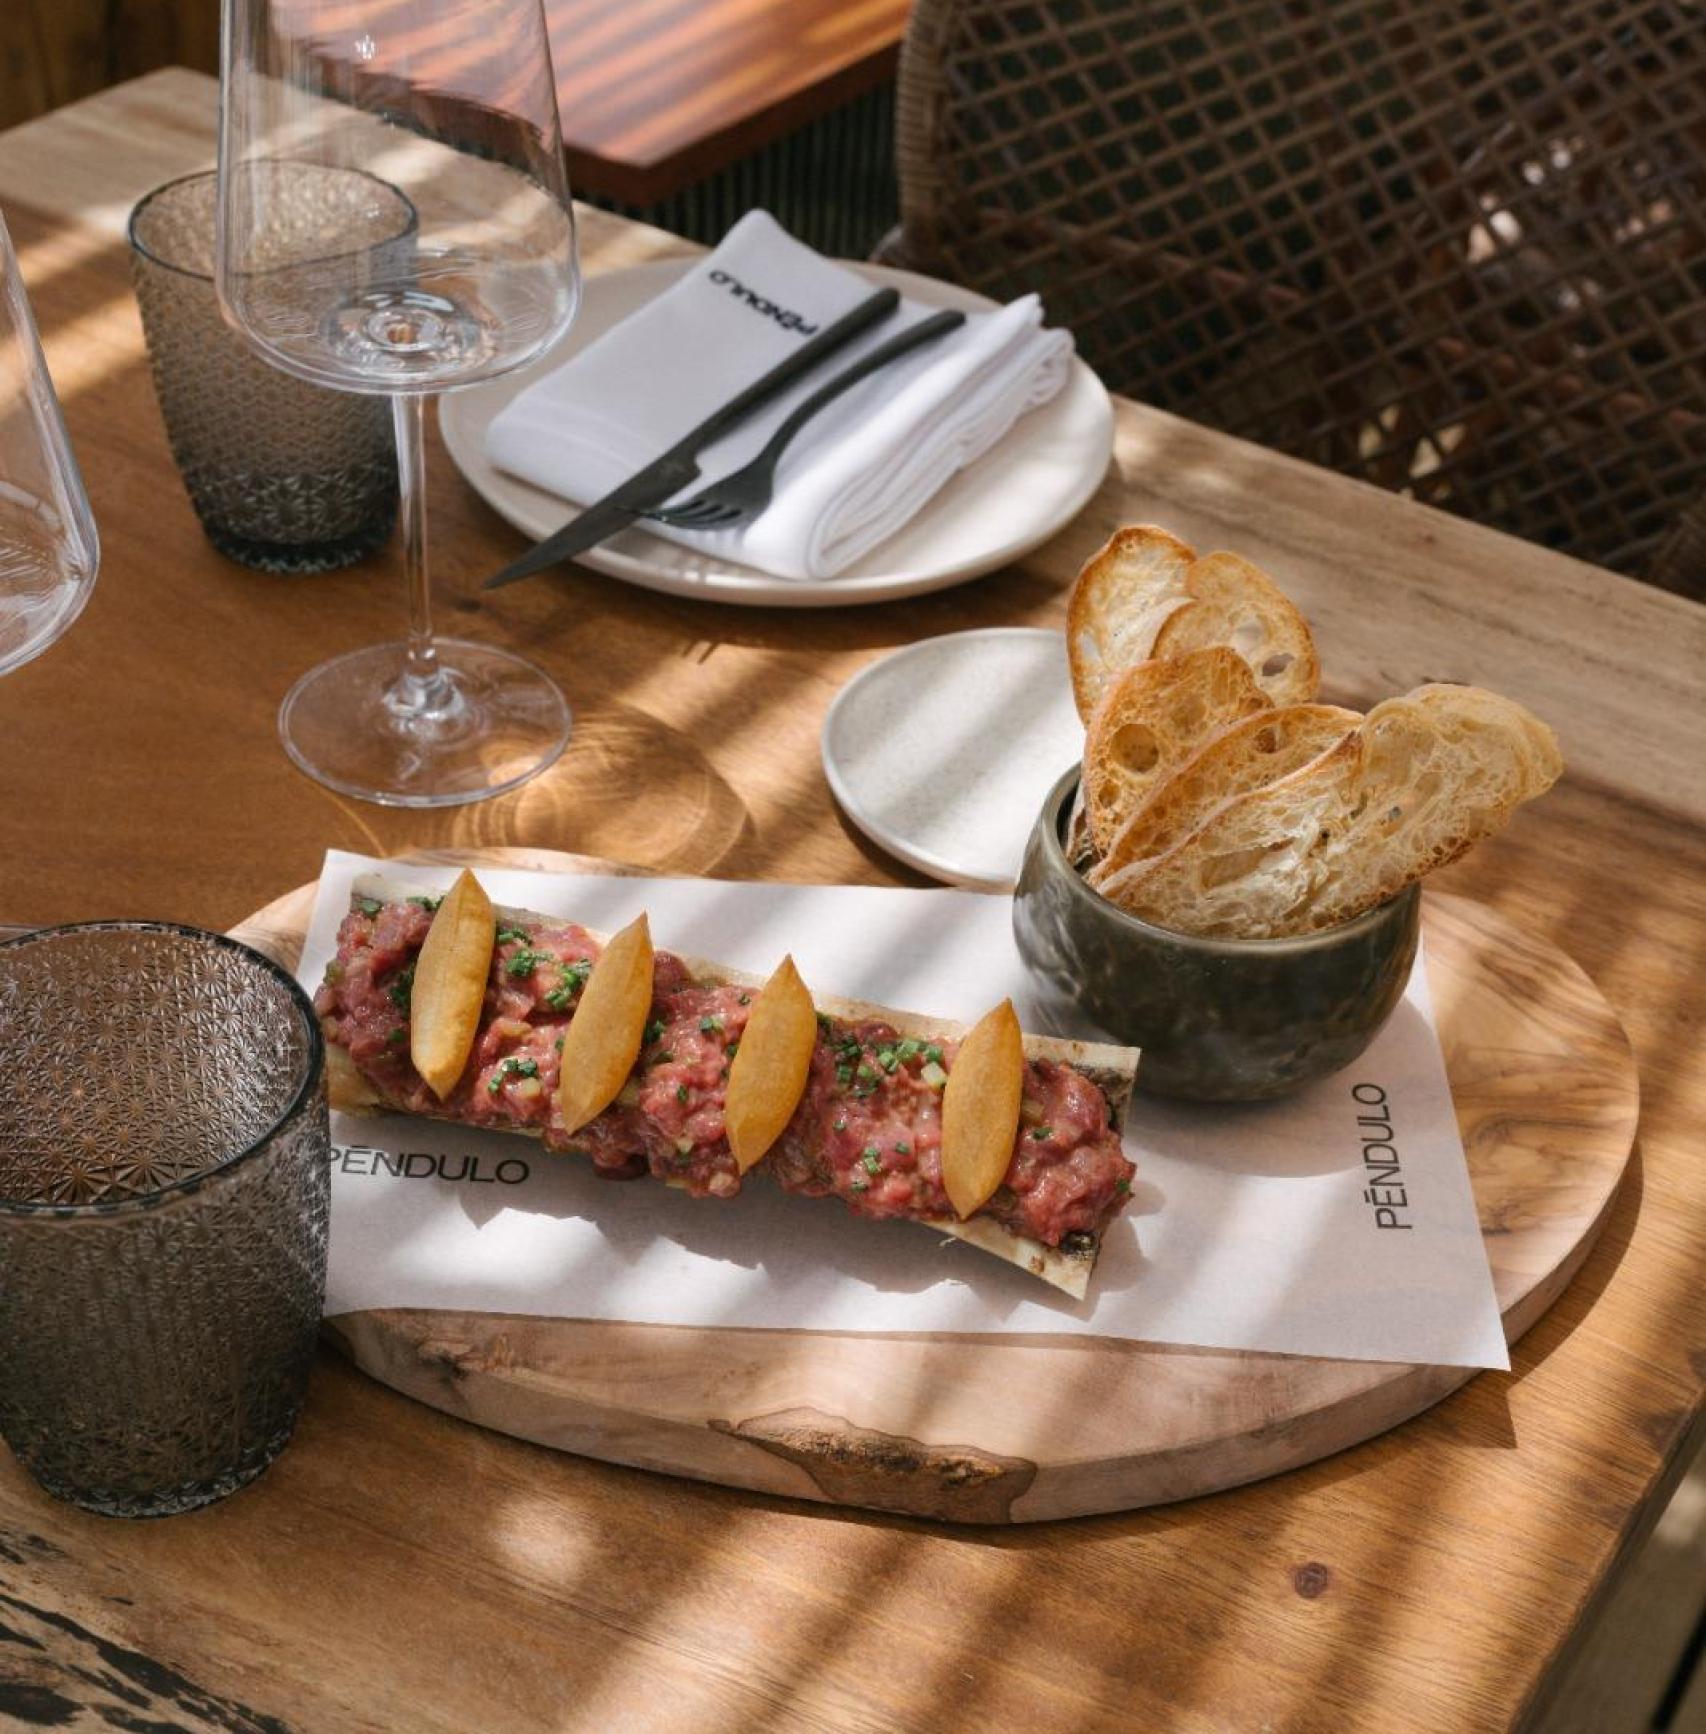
[315,895,1136,1250]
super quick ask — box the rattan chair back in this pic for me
[887,0,1706,593]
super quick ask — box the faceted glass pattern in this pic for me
[0,924,329,1517]
[128,172,405,574]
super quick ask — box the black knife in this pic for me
[483,285,902,589]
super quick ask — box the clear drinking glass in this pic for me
[0,924,329,1517]
[216,0,580,806]
[0,205,99,677]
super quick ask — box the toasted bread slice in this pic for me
[1063,781,1098,872]
[1066,525,1196,720]
[1081,649,1271,853]
[1308,688,1561,928]
[1067,531,1321,721]
[1149,551,1321,705]
[1099,732,1362,936]
[1100,686,1561,936]
[1408,682,1561,778]
[1089,702,1361,881]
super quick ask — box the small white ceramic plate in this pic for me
[439,259,1114,609]
[822,628,1084,889]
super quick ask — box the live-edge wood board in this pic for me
[232,846,1639,1524]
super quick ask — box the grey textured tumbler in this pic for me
[128,170,409,573]
[0,923,329,1516]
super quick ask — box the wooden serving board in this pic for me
[234,847,1639,1524]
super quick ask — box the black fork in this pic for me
[646,309,968,533]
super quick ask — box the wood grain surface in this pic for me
[230,852,1638,1523]
[0,2,909,203]
[0,0,217,132]
[286,0,908,205]
[0,67,1702,1734]
[532,0,911,203]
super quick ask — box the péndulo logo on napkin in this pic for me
[706,268,821,336]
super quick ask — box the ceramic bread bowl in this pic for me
[1012,768,1420,1101]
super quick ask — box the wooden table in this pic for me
[313,0,915,216]
[1,68,1704,1734]
[555,0,909,206]
[4,0,912,206]
[548,0,912,256]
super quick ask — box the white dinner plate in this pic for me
[439,260,1114,608]
[821,628,1084,889]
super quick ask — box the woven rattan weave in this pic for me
[886,0,1706,593]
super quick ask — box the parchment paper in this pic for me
[299,850,1508,1369]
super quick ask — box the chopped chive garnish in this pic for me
[833,1116,847,1132]
[676,1083,689,1104]
[543,960,591,1011]
[923,1044,944,1066]
[861,1150,881,1174]
[387,964,415,1009]
[486,1055,541,1093]
[1030,1125,1053,1141]
[359,897,383,917]
[894,1141,910,1156]
[738,993,752,1005]
[386,1026,406,1044]
[1116,1177,1132,1194]
[699,1015,724,1034]
[495,924,531,943]
[644,1019,666,1045]
[407,895,442,912]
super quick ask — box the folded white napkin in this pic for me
[484,211,1074,580]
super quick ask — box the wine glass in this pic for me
[0,207,99,678]
[217,0,580,807]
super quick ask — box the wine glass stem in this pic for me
[388,392,455,722]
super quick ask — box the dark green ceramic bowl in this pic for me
[1012,767,1420,1101]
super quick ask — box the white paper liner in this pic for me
[299,850,1508,1369]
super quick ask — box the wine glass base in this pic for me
[278,639,570,808]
